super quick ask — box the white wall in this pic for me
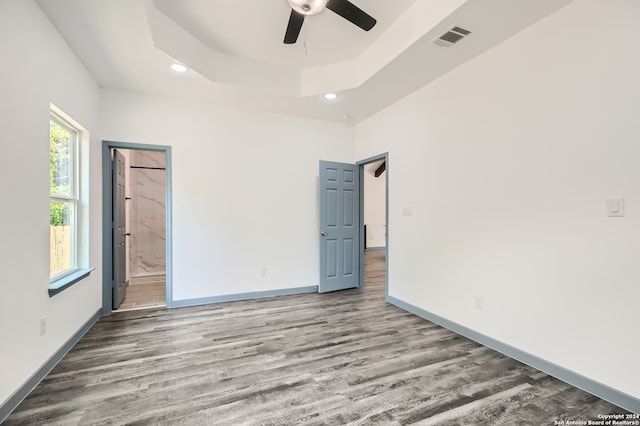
[364,163,386,248]
[0,0,101,407]
[355,0,640,400]
[99,90,354,301]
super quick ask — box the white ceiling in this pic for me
[153,0,417,70]
[36,0,574,123]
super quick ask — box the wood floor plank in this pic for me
[117,281,166,311]
[5,250,630,425]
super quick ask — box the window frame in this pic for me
[48,106,94,296]
[50,113,80,281]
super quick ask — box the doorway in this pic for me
[317,154,388,295]
[102,141,173,315]
[358,153,388,296]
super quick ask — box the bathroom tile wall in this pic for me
[128,150,166,281]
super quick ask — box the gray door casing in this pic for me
[102,141,172,316]
[319,160,360,293]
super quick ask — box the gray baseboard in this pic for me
[170,285,318,308]
[0,308,102,423]
[386,295,640,415]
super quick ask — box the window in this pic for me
[48,106,94,296]
[50,113,79,280]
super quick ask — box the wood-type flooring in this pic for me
[116,281,166,312]
[5,250,630,425]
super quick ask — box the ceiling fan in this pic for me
[284,0,377,44]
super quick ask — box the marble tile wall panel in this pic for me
[128,150,166,280]
[131,149,165,168]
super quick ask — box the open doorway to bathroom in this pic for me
[115,148,167,311]
[102,140,172,315]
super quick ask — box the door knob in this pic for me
[320,232,328,236]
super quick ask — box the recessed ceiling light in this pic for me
[324,92,338,100]
[171,63,188,73]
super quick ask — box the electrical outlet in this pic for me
[474,296,483,311]
[40,317,47,336]
[260,267,267,276]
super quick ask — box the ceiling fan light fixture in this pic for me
[288,0,328,16]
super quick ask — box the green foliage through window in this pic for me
[50,201,68,227]
[50,121,72,226]
[50,113,79,277]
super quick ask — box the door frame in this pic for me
[101,140,173,315]
[357,153,389,298]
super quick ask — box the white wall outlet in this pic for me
[40,317,47,336]
[260,267,267,276]
[474,296,483,311]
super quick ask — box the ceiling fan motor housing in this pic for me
[288,0,329,15]
[284,0,376,44]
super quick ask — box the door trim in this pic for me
[357,153,389,298]
[101,141,173,315]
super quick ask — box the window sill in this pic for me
[49,268,96,297]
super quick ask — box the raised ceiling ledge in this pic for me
[143,0,467,98]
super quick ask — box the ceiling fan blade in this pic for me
[284,9,305,44]
[326,0,376,31]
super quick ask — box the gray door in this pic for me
[319,160,360,293]
[112,149,128,309]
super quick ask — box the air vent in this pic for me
[451,26,471,36]
[433,25,472,47]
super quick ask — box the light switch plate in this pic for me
[402,206,413,217]
[607,198,624,217]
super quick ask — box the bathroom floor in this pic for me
[117,281,166,311]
